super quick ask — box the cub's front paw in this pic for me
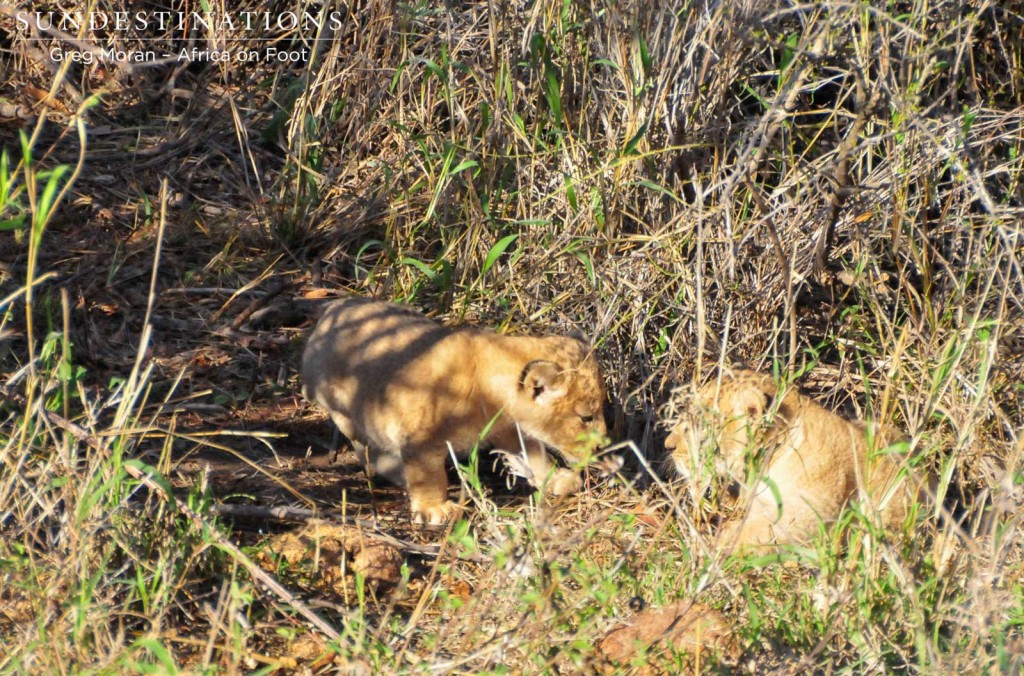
[545,468,583,498]
[410,499,460,526]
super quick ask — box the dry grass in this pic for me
[1,0,1023,672]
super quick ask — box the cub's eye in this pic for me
[580,414,594,424]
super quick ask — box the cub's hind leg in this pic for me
[329,411,405,487]
[364,445,406,487]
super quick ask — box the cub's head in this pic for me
[513,337,607,461]
[664,370,783,482]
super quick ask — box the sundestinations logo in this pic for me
[12,10,340,64]
[15,10,346,32]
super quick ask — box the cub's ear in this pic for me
[733,387,770,419]
[520,360,569,404]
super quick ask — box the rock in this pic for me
[351,541,403,584]
[264,521,403,593]
[596,601,739,672]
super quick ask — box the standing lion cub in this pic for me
[302,297,607,524]
[665,369,930,550]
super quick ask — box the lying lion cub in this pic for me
[665,369,929,550]
[302,297,607,524]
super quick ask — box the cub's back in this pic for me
[301,297,461,407]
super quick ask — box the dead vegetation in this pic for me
[1,0,1023,672]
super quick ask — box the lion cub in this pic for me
[302,297,607,524]
[665,369,928,550]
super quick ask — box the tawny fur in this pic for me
[302,297,607,524]
[665,369,930,551]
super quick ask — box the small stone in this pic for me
[597,601,739,672]
[352,542,403,584]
